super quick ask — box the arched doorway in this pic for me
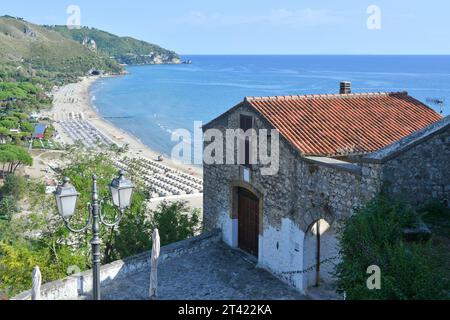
[303,219,339,289]
[237,187,260,257]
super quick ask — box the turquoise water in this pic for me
[90,55,450,156]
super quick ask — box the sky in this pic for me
[1,0,450,55]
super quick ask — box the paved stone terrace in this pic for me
[96,242,306,300]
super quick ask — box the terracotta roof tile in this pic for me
[246,92,443,156]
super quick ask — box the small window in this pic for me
[240,115,253,131]
[243,167,251,183]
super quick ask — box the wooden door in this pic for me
[238,188,259,257]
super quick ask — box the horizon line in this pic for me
[179,53,450,56]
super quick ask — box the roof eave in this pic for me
[362,115,450,164]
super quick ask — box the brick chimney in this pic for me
[340,81,352,94]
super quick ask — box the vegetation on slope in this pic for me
[0,16,122,82]
[0,15,180,108]
[0,79,52,146]
[49,26,180,65]
[0,81,50,110]
[0,17,119,152]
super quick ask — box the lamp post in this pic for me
[54,171,134,300]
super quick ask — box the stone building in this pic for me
[203,85,447,293]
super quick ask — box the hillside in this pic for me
[0,16,122,78]
[49,26,181,65]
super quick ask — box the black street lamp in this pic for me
[54,171,134,300]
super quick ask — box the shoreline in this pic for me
[44,75,203,177]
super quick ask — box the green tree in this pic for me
[12,112,29,121]
[59,150,149,264]
[20,122,34,134]
[110,196,152,262]
[0,145,33,174]
[110,201,201,263]
[0,120,17,130]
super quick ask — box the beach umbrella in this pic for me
[149,229,161,300]
[31,266,42,300]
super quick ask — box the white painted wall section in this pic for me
[219,211,238,248]
[259,218,305,291]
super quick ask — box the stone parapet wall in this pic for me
[12,230,221,300]
[361,117,450,207]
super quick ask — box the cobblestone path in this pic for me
[100,242,307,300]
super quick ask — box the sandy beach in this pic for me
[43,76,203,178]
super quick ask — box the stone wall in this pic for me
[12,230,221,300]
[380,126,450,206]
[295,158,381,231]
[363,117,450,207]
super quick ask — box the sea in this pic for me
[89,55,450,157]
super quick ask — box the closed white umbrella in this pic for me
[31,266,42,300]
[149,229,160,300]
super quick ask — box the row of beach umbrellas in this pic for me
[59,120,116,149]
[115,158,203,199]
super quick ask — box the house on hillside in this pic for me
[202,82,449,293]
[33,124,47,139]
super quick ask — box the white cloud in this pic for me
[174,8,344,28]
[271,8,343,26]
[174,11,255,26]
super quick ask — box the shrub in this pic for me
[110,206,152,262]
[1,174,27,200]
[335,195,448,300]
[110,201,201,263]
[0,241,86,298]
[0,196,16,221]
[419,201,450,227]
[149,201,201,247]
